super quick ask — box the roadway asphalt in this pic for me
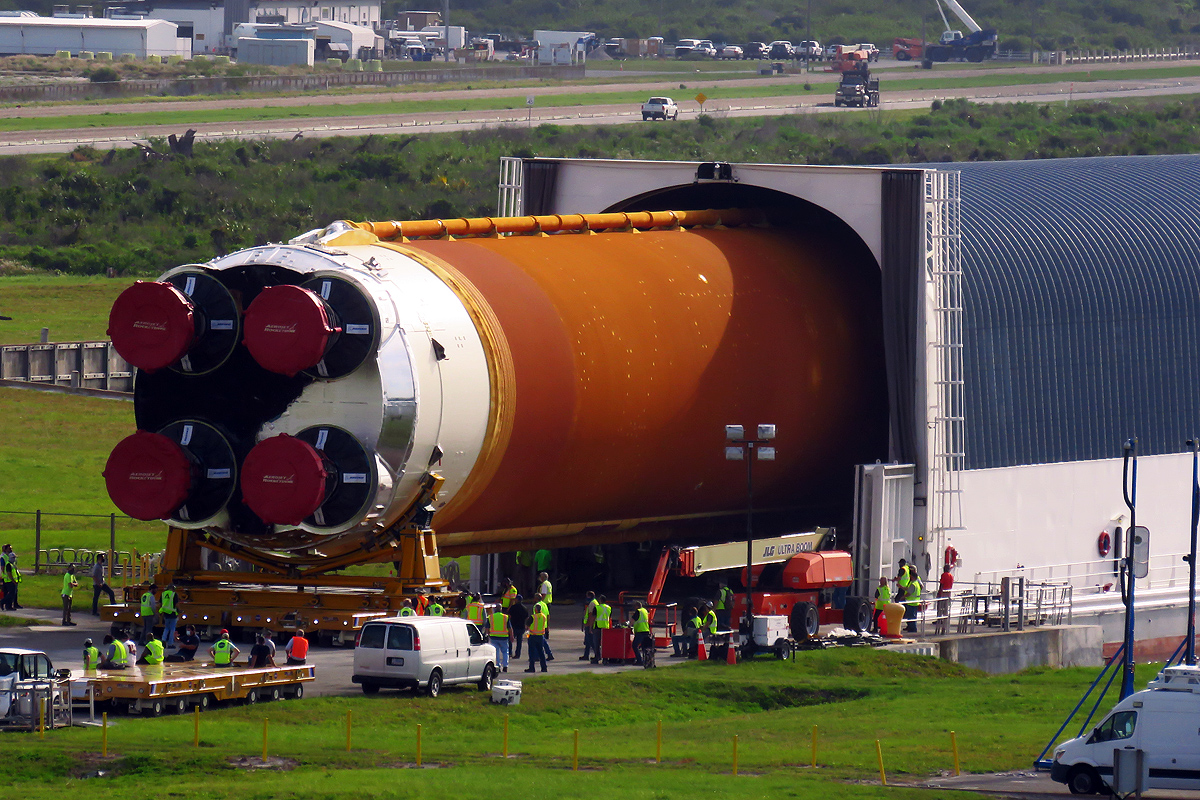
[0,604,672,698]
[921,769,1200,799]
[2,61,1198,154]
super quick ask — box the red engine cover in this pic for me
[240,434,328,525]
[107,281,195,372]
[103,431,192,520]
[242,285,336,377]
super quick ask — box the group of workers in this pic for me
[82,620,310,671]
[872,558,927,634]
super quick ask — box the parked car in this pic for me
[352,616,497,697]
[696,39,717,56]
[824,43,843,60]
[674,38,704,57]
[717,44,743,59]
[856,42,880,61]
[641,96,679,120]
[768,40,794,59]
[796,40,821,60]
[743,41,769,59]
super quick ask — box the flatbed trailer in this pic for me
[81,661,315,716]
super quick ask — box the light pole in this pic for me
[1187,438,1199,664]
[724,423,776,649]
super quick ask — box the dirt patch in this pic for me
[71,753,123,779]
[227,756,299,771]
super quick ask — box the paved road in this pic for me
[922,769,1200,799]
[1,61,1198,155]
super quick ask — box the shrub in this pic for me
[87,66,119,83]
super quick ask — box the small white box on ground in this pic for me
[491,679,522,705]
[751,615,791,647]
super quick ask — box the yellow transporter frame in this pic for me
[102,476,457,643]
[84,662,316,715]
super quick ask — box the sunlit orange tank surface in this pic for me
[103,209,885,566]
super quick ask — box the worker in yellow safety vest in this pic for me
[463,593,485,623]
[524,605,549,673]
[398,599,417,617]
[580,591,598,661]
[1,544,22,611]
[428,598,445,616]
[137,632,165,665]
[209,630,241,666]
[630,601,653,666]
[488,608,511,672]
[138,583,157,644]
[160,584,179,649]
[896,559,921,633]
[532,592,554,661]
[83,638,100,670]
[99,634,127,669]
[500,578,517,609]
[590,595,612,665]
[872,577,891,633]
[701,603,719,637]
[715,582,734,629]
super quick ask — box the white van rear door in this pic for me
[384,623,417,680]
[354,622,388,676]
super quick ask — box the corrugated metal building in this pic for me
[0,16,188,57]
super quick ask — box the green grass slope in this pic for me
[2,96,1200,279]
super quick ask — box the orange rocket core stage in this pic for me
[378,214,887,547]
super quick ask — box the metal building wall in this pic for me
[949,155,1200,470]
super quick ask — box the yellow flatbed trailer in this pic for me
[81,661,315,716]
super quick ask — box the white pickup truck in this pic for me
[641,96,679,121]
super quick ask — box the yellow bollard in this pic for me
[39,697,45,739]
[102,712,108,757]
[194,705,200,747]
[262,718,268,762]
[573,728,579,771]
[503,714,509,758]
[876,739,887,786]
[416,723,422,767]
[656,719,662,764]
[811,724,818,767]
[951,730,961,776]
[346,710,352,752]
[732,735,739,776]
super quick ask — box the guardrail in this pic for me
[1057,47,1200,65]
[0,341,132,394]
[908,579,1073,637]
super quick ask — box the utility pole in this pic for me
[724,424,777,647]
[442,0,450,62]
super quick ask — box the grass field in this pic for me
[4,63,1199,133]
[2,650,1159,797]
[0,276,130,344]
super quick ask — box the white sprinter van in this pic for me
[1052,664,1200,794]
[352,616,497,697]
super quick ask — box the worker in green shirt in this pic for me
[61,564,78,626]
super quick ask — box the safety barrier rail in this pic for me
[972,553,1191,599]
[1058,47,1200,65]
[901,579,1073,637]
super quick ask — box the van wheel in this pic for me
[1068,766,1102,795]
[479,664,496,691]
[360,682,380,695]
[426,669,443,698]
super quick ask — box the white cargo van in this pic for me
[352,616,496,697]
[1052,664,1200,794]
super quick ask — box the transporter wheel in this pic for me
[195,694,211,711]
[142,699,164,717]
[478,664,495,692]
[244,689,258,705]
[360,681,380,696]
[170,696,188,714]
[426,669,443,698]
[1067,766,1103,795]
[773,638,789,660]
[843,597,872,633]
[789,601,820,641]
[266,686,281,702]
[291,684,304,700]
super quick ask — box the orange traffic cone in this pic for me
[697,636,707,661]
[726,641,737,665]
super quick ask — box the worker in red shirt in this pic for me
[935,564,955,635]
